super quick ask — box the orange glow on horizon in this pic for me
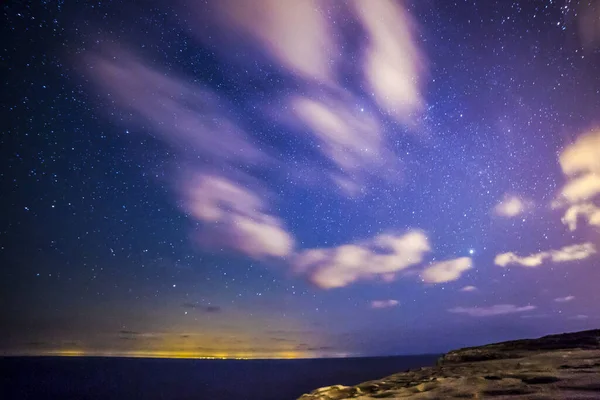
[11,349,338,360]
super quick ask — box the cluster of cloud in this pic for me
[202,0,424,118]
[555,130,600,230]
[495,243,596,267]
[84,0,429,264]
[420,257,473,284]
[84,50,293,260]
[190,0,425,194]
[294,231,431,289]
[490,130,600,276]
[449,304,536,317]
[83,39,474,290]
[371,300,399,309]
[292,233,475,289]
[493,195,530,218]
[86,2,600,305]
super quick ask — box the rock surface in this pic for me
[297,329,600,399]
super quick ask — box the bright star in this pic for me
[469,249,475,255]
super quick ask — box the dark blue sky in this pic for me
[1,0,600,358]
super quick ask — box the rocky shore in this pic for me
[297,329,600,399]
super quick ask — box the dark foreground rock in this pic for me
[297,329,600,399]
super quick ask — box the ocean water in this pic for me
[1,355,439,400]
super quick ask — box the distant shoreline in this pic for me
[0,352,442,361]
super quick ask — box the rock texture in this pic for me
[297,329,600,399]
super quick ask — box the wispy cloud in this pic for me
[493,195,529,217]
[554,295,575,303]
[449,304,536,317]
[495,243,596,267]
[183,174,294,259]
[351,0,424,123]
[84,49,264,165]
[460,285,477,292]
[421,257,473,283]
[371,300,399,309]
[569,315,589,320]
[202,0,336,82]
[289,93,401,194]
[117,331,164,340]
[294,231,431,289]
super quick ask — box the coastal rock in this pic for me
[297,329,600,399]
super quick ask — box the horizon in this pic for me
[4,326,598,360]
[0,351,441,360]
[2,1,600,359]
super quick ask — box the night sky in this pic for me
[2,0,600,359]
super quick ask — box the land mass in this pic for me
[298,329,600,399]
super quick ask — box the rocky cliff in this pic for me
[297,329,600,399]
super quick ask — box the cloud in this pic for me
[269,337,294,343]
[554,295,575,303]
[561,203,600,231]
[569,315,589,320]
[294,230,431,289]
[520,314,549,319]
[556,129,600,205]
[182,303,222,313]
[494,243,596,267]
[290,93,402,193]
[183,174,294,259]
[84,49,263,165]
[371,300,399,309]
[119,330,140,335]
[117,331,163,340]
[351,0,424,123]
[421,257,472,283]
[559,129,600,177]
[449,304,536,317]
[203,0,335,82]
[493,195,528,217]
[292,95,383,172]
[494,252,546,268]
[295,344,335,352]
[460,285,477,292]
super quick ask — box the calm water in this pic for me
[1,355,439,400]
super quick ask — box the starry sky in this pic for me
[2,0,600,359]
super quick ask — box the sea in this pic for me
[1,355,439,400]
